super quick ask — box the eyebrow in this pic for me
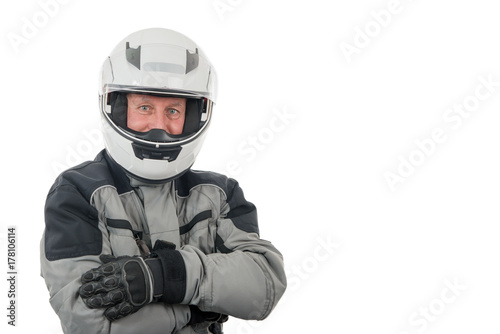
[134,96,153,103]
[168,102,185,107]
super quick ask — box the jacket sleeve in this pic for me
[40,181,191,334]
[167,178,287,320]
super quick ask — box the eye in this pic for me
[138,105,151,113]
[166,109,181,119]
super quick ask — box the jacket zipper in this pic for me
[134,232,151,256]
[132,190,152,256]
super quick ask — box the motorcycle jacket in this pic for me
[40,150,287,333]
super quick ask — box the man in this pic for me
[40,28,287,334]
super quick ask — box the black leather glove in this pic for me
[79,241,187,321]
[188,305,226,325]
[79,254,159,321]
[188,306,228,333]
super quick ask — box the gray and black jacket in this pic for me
[40,150,286,333]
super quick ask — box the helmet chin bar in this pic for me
[128,128,186,142]
[132,141,182,161]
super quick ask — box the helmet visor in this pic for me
[102,89,210,144]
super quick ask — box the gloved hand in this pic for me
[188,306,228,333]
[79,254,160,321]
[188,305,227,325]
[79,241,188,321]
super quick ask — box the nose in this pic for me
[149,112,168,132]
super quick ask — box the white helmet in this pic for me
[99,28,217,182]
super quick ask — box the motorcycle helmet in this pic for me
[99,28,217,181]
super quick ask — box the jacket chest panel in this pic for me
[96,184,221,256]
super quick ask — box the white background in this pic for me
[1,0,500,333]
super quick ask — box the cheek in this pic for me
[126,110,147,131]
[166,116,185,135]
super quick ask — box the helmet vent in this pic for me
[126,42,141,70]
[185,48,199,74]
[132,142,182,161]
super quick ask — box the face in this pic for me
[126,94,186,135]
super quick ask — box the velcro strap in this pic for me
[145,258,164,298]
[155,249,187,304]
